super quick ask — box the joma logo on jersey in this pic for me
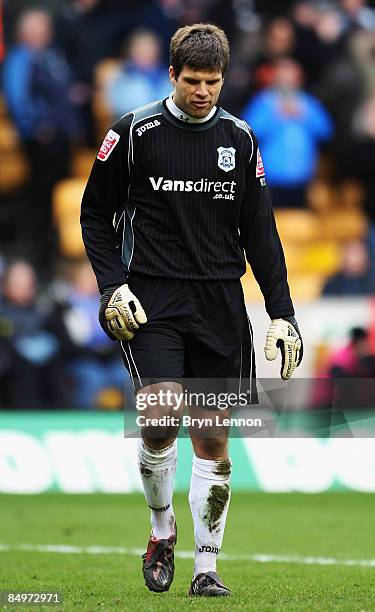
[217,147,236,172]
[136,119,161,137]
[149,176,236,201]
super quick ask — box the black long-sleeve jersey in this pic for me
[81,98,294,319]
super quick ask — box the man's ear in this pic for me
[169,65,177,85]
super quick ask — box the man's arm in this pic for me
[239,130,294,319]
[239,128,303,379]
[80,115,132,293]
[81,114,147,341]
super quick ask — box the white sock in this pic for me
[138,439,177,540]
[189,455,232,577]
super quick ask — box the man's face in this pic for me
[169,65,224,118]
[18,11,52,50]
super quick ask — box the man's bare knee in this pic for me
[137,381,183,449]
[191,436,228,460]
[142,433,176,451]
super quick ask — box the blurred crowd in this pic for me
[1,0,375,408]
[0,258,129,409]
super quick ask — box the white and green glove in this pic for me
[99,283,147,341]
[264,316,303,380]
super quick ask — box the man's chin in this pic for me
[189,104,213,118]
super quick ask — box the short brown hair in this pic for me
[170,23,230,78]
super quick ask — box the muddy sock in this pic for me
[138,439,177,540]
[189,454,232,577]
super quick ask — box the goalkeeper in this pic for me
[81,23,302,598]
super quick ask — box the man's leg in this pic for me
[137,381,182,539]
[183,279,250,595]
[138,438,177,539]
[118,287,186,550]
[136,381,183,592]
[188,406,232,596]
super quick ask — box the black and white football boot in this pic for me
[188,571,232,597]
[142,526,177,592]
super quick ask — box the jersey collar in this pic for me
[166,93,217,124]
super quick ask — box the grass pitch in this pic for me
[0,492,374,611]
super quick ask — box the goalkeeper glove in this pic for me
[264,316,303,380]
[99,283,147,341]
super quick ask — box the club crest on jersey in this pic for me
[97,129,120,161]
[217,147,236,172]
[256,148,265,178]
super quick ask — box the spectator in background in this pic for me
[292,2,347,88]
[328,327,375,409]
[251,18,296,91]
[0,260,68,409]
[55,0,102,146]
[328,327,375,379]
[218,14,296,118]
[311,326,375,410]
[214,2,262,115]
[242,57,332,206]
[55,0,177,142]
[2,8,78,275]
[322,240,375,296]
[314,35,364,174]
[349,93,375,263]
[59,261,127,409]
[340,0,375,31]
[105,28,171,121]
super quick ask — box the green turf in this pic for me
[0,492,374,611]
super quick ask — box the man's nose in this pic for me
[196,82,209,97]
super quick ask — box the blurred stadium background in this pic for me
[1,2,375,608]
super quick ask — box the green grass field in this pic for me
[0,492,374,611]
